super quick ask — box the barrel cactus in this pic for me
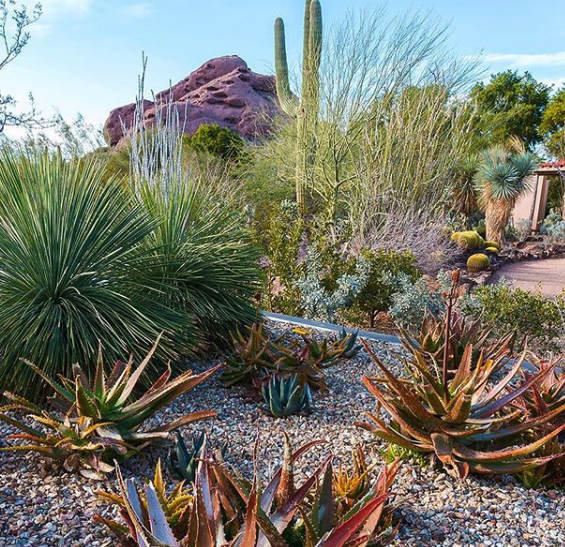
[467,253,490,273]
[484,240,501,251]
[452,231,485,250]
[274,0,323,214]
[485,246,499,254]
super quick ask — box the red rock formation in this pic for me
[104,56,280,146]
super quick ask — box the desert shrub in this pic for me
[350,249,421,327]
[86,146,131,183]
[295,250,371,323]
[514,218,533,241]
[541,213,565,241]
[387,271,450,330]
[183,123,245,162]
[258,200,306,313]
[461,283,564,354]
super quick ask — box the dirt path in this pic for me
[489,257,565,297]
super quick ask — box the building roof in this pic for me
[540,160,565,168]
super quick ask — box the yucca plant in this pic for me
[261,374,312,417]
[474,139,536,246]
[168,431,228,484]
[0,340,217,477]
[95,433,398,546]
[136,178,260,350]
[0,148,190,400]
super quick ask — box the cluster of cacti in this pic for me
[451,230,485,250]
[467,252,490,273]
[261,373,312,417]
[274,0,323,214]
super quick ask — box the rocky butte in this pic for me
[104,55,280,147]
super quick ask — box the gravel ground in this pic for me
[1,320,564,547]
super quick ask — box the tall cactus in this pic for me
[275,0,323,214]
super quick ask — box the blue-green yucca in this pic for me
[0,150,185,399]
[136,177,260,349]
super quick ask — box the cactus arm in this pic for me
[302,0,312,88]
[274,17,298,116]
[307,0,323,114]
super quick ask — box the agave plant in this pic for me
[95,433,399,546]
[0,339,217,477]
[261,374,311,417]
[168,431,227,484]
[359,337,565,479]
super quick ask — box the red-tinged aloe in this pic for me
[95,433,398,546]
[0,338,217,477]
[359,333,565,479]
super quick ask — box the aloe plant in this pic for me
[261,374,311,417]
[0,339,217,478]
[95,433,398,546]
[359,338,565,479]
[222,322,359,392]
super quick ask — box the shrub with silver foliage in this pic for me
[296,252,370,322]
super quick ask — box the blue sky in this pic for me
[3,0,565,130]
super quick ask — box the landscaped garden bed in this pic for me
[1,320,564,547]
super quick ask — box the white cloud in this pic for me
[123,3,154,18]
[540,77,565,89]
[480,51,565,68]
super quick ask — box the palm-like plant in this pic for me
[0,149,188,400]
[474,139,536,246]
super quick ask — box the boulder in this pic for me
[104,56,280,147]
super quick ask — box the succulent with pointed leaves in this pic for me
[261,374,312,417]
[168,431,227,484]
[358,338,565,480]
[95,432,399,546]
[0,338,217,478]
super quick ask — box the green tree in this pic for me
[184,123,245,162]
[541,86,565,159]
[470,71,550,150]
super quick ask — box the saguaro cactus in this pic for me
[275,0,323,214]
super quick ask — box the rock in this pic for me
[104,56,281,146]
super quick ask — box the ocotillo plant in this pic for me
[274,0,323,214]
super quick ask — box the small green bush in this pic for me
[461,284,565,354]
[467,253,490,273]
[352,249,421,327]
[183,124,245,162]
